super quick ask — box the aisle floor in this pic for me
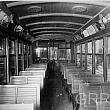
[41,77,73,110]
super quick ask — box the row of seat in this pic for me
[59,62,110,110]
[0,63,47,110]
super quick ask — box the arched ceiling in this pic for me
[5,0,110,42]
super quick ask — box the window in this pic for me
[76,44,81,66]
[107,37,110,81]
[77,54,80,66]
[87,42,92,72]
[82,44,85,69]
[87,55,92,71]
[9,40,15,54]
[82,44,85,53]
[59,42,66,48]
[95,39,103,54]
[18,43,22,55]
[59,49,66,60]
[66,49,71,60]
[36,47,47,59]
[77,44,81,53]
[88,42,92,53]
[49,47,58,60]
[95,39,103,75]
[23,44,26,54]
[0,39,5,55]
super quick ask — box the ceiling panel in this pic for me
[8,2,105,17]
[5,1,108,41]
[21,16,90,25]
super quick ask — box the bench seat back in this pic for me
[10,75,43,88]
[0,104,34,110]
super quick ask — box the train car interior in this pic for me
[0,0,110,110]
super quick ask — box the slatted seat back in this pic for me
[60,63,76,75]
[0,104,34,110]
[69,70,89,84]
[66,70,80,84]
[97,101,110,110]
[101,83,110,101]
[79,74,104,83]
[29,64,47,69]
[71,71,92,94]
[64,67,78,79]
[79,83,102,110]
[72,74,81,93]
[19,71,45,78]
[25,69,46,77]
[26,68,46,72]
[10,77,26,85]
[10,75,43,88]
[0,85,40,110]
[0,86,16,104]
[17,87,37,109]
[67,70,91,84]
[16,84,40,110]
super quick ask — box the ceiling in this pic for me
[5,0,110,42]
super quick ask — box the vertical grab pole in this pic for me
[15,39,19,75]
[26,44,29,68]
[6,37,9,84]
[21,42,24,71]
[103,36,107,82]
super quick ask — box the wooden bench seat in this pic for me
[0,104,33,110]
[26,67,46,71]
[0,84,40,110]
[97,101,110,110]
[10,75,44,88]
[79,83,102,110]
[29,64,47,69]
[25,68,46,77]
[72,74,103,94]
[65,70,91,94]
[19,71,45,78]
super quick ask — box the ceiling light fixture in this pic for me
[72,5,87,13]
[27,6,42,13]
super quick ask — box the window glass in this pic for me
[107,55,110,81]
[9,40,15,54]
[66,49,71,60]
[88,42,92,53]
[95,39,103,54]
[95,55,103,74]
[36,47,47,59]
[77,45,81,53]
[59,49,66,60]
[107,37,110,54]
[77,54,80,66]
[18,43,22,54]
[23,44,26,54]
[66,43,70,48]
[0,39,5,55]
[82,55,85,69]
[87,55,92,71]
[82,44,85,53]
[0,57,6,79]
[107,55,110,69]
[50,47,57,60]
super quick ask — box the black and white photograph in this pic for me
[0,0,110,110]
